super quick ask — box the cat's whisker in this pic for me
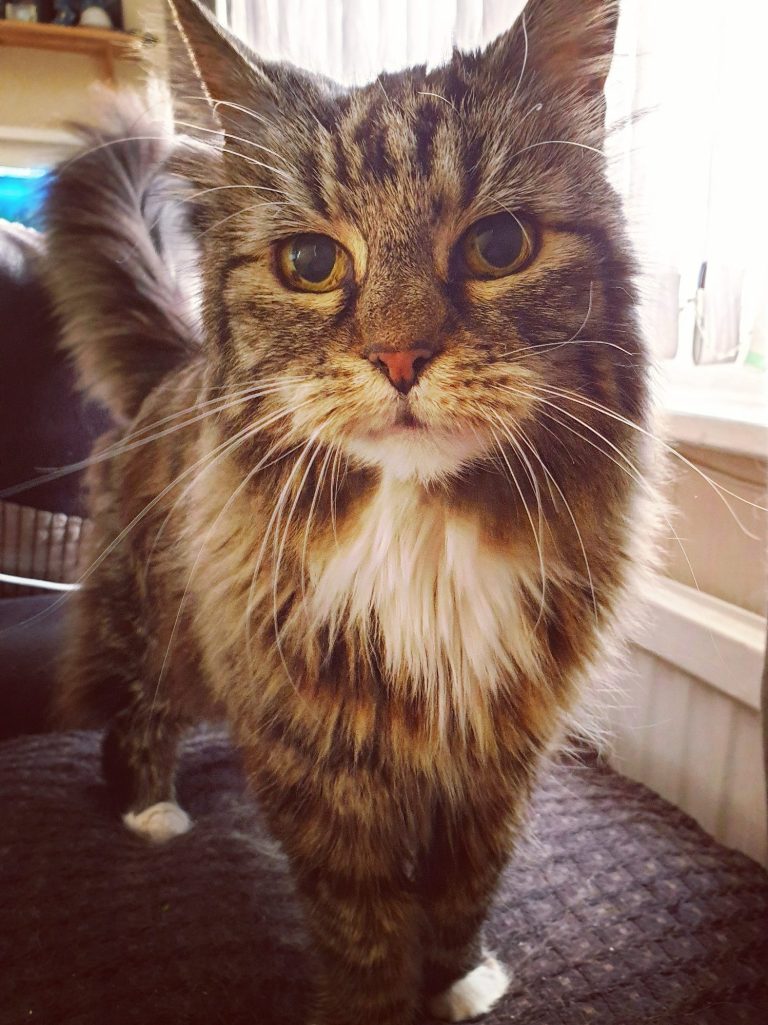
[502,414,599,624]
[486,199,534,254]
[58,134,178,172]
[175,127,296,182]
[543,405,702,594]
[499,339,642,361]
[486,421,547,626]
[488,414,548,628]
[90,399,307,595]
[211,98,282,135]
[105,377,306,451]
[496,282,597,364]
[60,127,290,194]
[529,382,766,534]
[145,395,315,569]
[270,436,325,691]
[0,379,306,501]
[243,433,318,683]
[173,129,302,194]
[176,183,287,205]
[148,433,305,724]
[194,201,298,239]
[416,91,462,117]
[501,384,702,593]
[85,414,288,594]
[510,138,606,160]
[171,117,292,171]
[299,443,336,618]
[329,444,343,550]
[145,398,316,574]
[0,413,279,639]
[511,11,530,104]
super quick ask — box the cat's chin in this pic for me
[346,426,486,483]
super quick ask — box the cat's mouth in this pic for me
[392,407,423,431]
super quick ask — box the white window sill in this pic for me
[631,575,766,712]
[0,125,78,170]
[656,362,767,459]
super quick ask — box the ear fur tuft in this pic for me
[485,0,619,101]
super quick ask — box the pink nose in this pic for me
[368,346,435,394]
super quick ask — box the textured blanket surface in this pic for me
[1,728,767,1025]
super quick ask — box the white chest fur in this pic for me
[309,477,541,719]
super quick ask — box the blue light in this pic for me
[0,168,50,229]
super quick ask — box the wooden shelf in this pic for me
[0,20,138,81]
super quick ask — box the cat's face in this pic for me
[172,0,645,483]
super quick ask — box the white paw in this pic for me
[123,801,192,843]
[429,955,510,1022]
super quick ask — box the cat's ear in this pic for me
[166,0,280,126]
[484,0,618,103]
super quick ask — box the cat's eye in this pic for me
[276,233,350,293]
[460,213,535,279]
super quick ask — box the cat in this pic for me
[46,0,653,1022]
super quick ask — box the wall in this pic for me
[662,444,767,616]
[0,0,158,167]
[608,441,767,866]
[609,643,766,866]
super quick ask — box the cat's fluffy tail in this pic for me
[45,92,201,422]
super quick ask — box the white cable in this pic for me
[0,572,80,593]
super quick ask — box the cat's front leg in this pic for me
[251,755,422,1025]
[418,796,517,1023]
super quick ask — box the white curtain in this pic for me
[219,0,767,374]
[218,0,525,85]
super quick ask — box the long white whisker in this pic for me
[211,98,280,133]
[196,201,297,239]
[329,444,343,549]
[145,398,315,572]
[244,432,320,679]
[300,443,335,616]
[0,379,306,501]
[270,437,324,688]
[172,117,291,171]
[502,385,702,593]
[489,413,548,627]
[511,11,530,104]
[0,413,282,639]
[509,419,599,624]
[177,129,295,180]
[531,382,766,534]
[510,139,605,160]
[148,434,303,722]
[488,421,547,627]
[499,283,595,364]
[499,339,642,361]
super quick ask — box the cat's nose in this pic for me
[368,346,436,395]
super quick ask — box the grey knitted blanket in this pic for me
[1,728,767,1025]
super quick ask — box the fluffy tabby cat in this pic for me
[47,0,652,1022]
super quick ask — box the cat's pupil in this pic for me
[291,235,337,282]
[475,215,523,267]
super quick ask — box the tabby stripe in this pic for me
[298,143,330,218]
[221,252,260,282]
[414,102,442,178]
[331,131,350,189]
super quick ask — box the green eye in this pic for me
[277,233,350,292]
[461,213,535,278]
